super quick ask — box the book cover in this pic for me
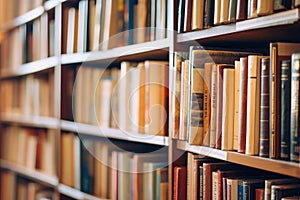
[259,57,270,157]
[257,0,273,16]
[173,166,187,200]
[221,68,235,150]
[183,0,192,32]
[233,61,240,151]
[220,0,230,24]
[246,55,265,155]
[228,0,237,22]
[203,0,215,28]
[290,53,300,162]
[280,60,291,160]
[236,0,247,21]
[191,0,204,30]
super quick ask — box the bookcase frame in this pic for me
[1,0,300,199]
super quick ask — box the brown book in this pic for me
[216,64,234,149]
[183,0,192,32]
[259,58,270,157]
[174,166,187,200]
[270,42,300,159]
[238,57,248,153]
[236,0,247,21]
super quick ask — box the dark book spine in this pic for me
[177,0,185,33]
[259,58,270,157]
[236,0,247,21]
[238,181,243,200]
[183,0,192,32]
[199,166,204,199]
[216,65,224,149]
[280,60,291,160]
[274,0,292,11]
[238,57,248,153]
[203,0,215,28]
[290,53,300,162]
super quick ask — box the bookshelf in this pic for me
[1,0,300,199]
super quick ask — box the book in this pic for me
[271,184,300,200]
[183,0,192,32]
[264,178,299,200]
[257,0,273,16]
[191,0,204,30]
[77,0,88,52]
[233,60,240,151]
[203,0,214,28]
[173,166,187,200]
[228,0,237,22]
[270,42,300,159]
[177,0,185,33]
[216,64,234,149]
[236,0,247,21]
[280,60,291,160]
[246,55,265,155]
[220,0,230,24]
[274,0,292,11]
[221,68,235,150]
[256,188,265,200]
[227,178,239,200]
[214,0,221,25]
[247,0,258,19]
[290,53,300,162]
[259,57,270,157]
[156,168,168,200]
[243,179,264,199]
[203,62,213,146]
[210,64,218,148]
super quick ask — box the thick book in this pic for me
[280,60,291,160]
[259,57,270,157]
[246,55,265,155]
[221,68,235,150]
[290,53,300,162]
[173,166,187,200]
[270,42,300,159]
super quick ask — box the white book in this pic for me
[129,67,140,133]
[77,0,88,52]
[93,0,103,50]
[66,7,76,54]
[220,0,230,24]
[221,68,235,150]
[245,55,264,155]
[209,64,217,148]
[99,77,112,128]
[40,13,48,59]
[233,61,240,150]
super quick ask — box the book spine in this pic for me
[233,61,240,151]
[216,65,224,149]
[212,171,218,200]
[228,0,237,22]
[238,57,248,153]
[238,180,243,200]
[236,0,247,21]
[203,0,214,28]
[280,60,291,160]
[290,53,300,162]
[188,68,204,145]
[274,0,292,10]
[210,64,218,148]
[259,57,270,157]
[177,0,184,33]
[199,166,204,199]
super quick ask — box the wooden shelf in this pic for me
[61,38,170,65]
[0,113,59,129]
[176,140,300,178]
[0,6,44,32]
[58,184,106,200]
[0,57,58,79]
[0,159,58,186]
[177,9,300,47]
[61,120,169,146]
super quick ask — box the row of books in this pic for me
[0,126,56,176]
[62,0,168,53]
[0,171,54,200]
[0,72,54,117]
[177,0,300,33]
[174,153,300,200]
[0,0,44,24]
[170,42,300,162]
[66,60,169,136]
[0,13,55,72]
[61,132,168,200]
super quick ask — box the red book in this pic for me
[255,188,264,200]
[238,57,248,153]
[174,166,187,200]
